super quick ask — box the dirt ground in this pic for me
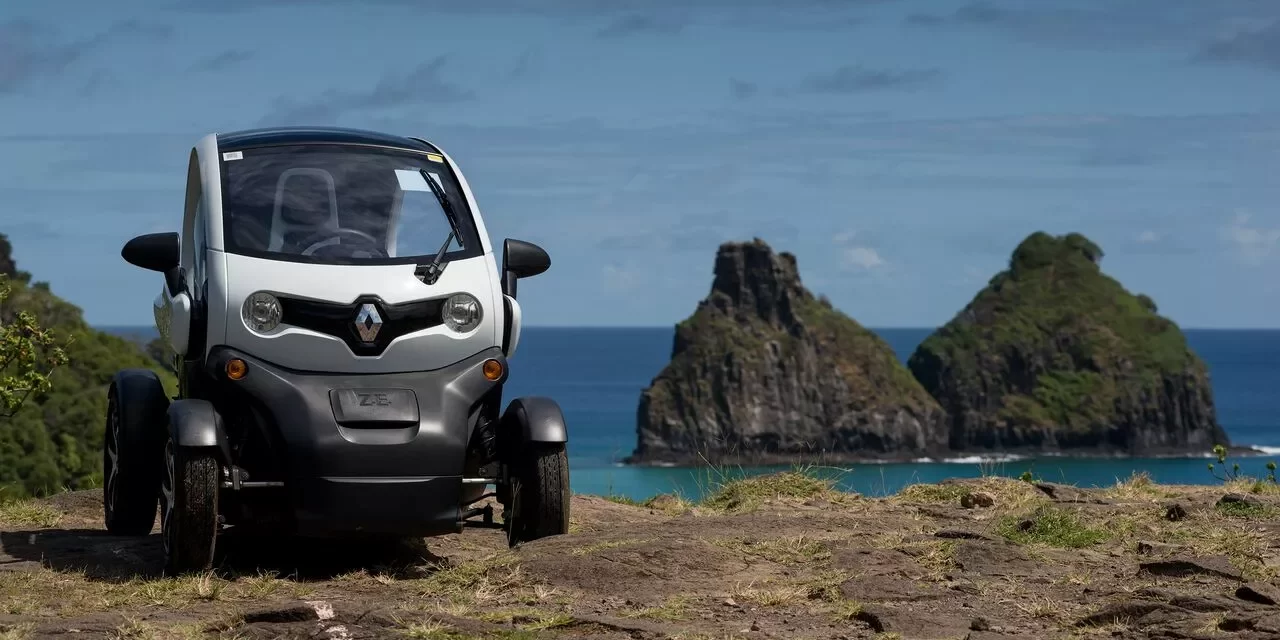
[5,471,1280,640]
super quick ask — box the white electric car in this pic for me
[106,126,569,575]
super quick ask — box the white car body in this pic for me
[152,128,523,373]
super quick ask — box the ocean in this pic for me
[99,326,1280,502]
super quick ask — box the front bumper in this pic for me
[206,345,506,537]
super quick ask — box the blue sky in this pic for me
[1,0,1278,329]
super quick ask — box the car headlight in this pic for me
[242,291,282,334]
[442,293,482,333]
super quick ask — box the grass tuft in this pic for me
[416,552,523,602]
[1214,500,1276,519]
[996,505,1109,548]
[895,483,970,504]
[0,499,63,528]
[702,468,842,512]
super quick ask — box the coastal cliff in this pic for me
[627,238,948,465]
[907,231,1228,456]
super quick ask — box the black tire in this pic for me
[103,374,169,536]
[505,442,570,547]
[160,434,220,575]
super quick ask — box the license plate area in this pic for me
[329,388,420,427]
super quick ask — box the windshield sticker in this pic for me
[222,151,243,161]
[395,169,442,192]
[426,153,443,163]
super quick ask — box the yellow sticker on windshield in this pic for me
[426,153,444,163]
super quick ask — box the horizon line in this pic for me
[92,323,1280,332]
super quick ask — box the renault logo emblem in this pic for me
[353,303,383,342]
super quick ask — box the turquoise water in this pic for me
[101,326,1280,501]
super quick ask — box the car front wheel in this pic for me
[160,435,220,575]
[505,442,570,547]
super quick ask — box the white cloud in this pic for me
[841,246,885,270]
[832,228,884,271]
[1136,230,1160,244]
[1222,211,1280,265]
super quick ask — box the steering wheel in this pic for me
[295,228,388,258]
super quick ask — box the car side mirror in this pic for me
[122,232,183,295]
[501,238,550,298]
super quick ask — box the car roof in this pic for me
[214,126,442,155]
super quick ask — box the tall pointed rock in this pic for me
[628,238,948,465]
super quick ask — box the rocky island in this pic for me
[908,231,1229,457]
[626,238,948,466]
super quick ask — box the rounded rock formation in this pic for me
[907,231,1228,456]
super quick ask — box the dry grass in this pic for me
[700,468,853,513]
[606,492,695,516]
[0,499,63,528]
[8,476,1280,640]
[730,580,810,607]
[710,534,833,565]
[620,594,692,621]
[0,623,34,640]
[412,552,525,603]
[898,539,959,581]
[1101,471,1174,502]
[894,483,971,504]
[0,568,314,616]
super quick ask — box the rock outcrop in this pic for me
[907,231,1228,456]
[627,238,948,465]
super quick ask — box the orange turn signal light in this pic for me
[482,359,504,381]
[226,359,248,380]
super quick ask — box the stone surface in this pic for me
[1139,556,1243,581]
[1237,583,1280,606]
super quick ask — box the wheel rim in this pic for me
[160,439,175,557]
[104,394,121,517]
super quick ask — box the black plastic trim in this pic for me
[500,396,568,445]
[167,398,232,463]
[501,296,513,355]
[216,126,440,155]
[277,294,445,357]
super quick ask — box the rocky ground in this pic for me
[4,471,1280,639]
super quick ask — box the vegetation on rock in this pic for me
[0,233,175,499]
[631,238,947,465]
[907,231,1226,455]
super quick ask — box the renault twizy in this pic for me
[105,126,569,574]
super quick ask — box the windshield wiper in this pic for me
[416,168,464,285]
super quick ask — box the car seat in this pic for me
[269,168,340,254]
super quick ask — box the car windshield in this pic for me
[219,143,482,265]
